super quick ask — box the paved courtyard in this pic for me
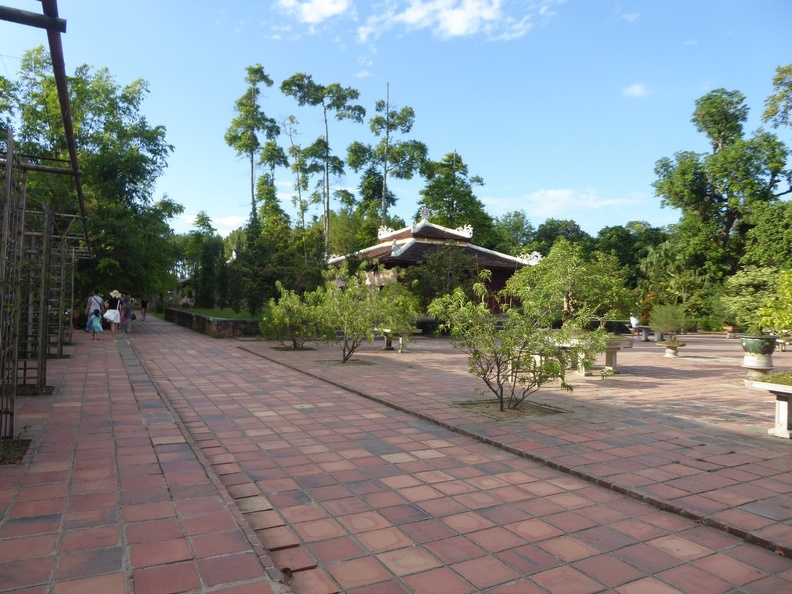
[2,317,792,593]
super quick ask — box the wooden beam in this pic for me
[0,5,66,32]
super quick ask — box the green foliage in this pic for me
[758,270,792,332]
[5,47,179,297]
[649,304,687,340]
[763,63,792,130]
[347,90,428,223]
[376,278,422,339]
[743,201,792,268]
[416,151,497,249]
[225,64,279,215]
[491,210,536,256]
[653,85,791,286]
[281,73,366,251]
[721,266,779,333]
[403,245,480,310]
[594,221,667,288]
[261,281,330,349]
[429,273,608,411]
[505,238,634,325]
[317,263,418,363]
[692,88,748,152]
[185,214,225,308]
[527,218,592,256]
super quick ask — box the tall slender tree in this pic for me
[280,73,365,253]
[225,64,279,219]
[347,84,428,224]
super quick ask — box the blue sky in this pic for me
[1,0,790,238]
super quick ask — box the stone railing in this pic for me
[165,308,261,338]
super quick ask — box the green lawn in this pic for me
[167,307,261,319]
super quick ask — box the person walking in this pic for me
[89,309,104,340]
[122,296,135,333]
[85,289,104,333]
[103,290,122,338]
[140,298,148,321]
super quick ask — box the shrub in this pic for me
[649,303,686,340]
[260,281,330,349]
[319,264,420,363]
[429,272,607,411]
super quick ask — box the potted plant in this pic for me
[722,322,741,338]
[720,266,780,376]
[649,303,686,357]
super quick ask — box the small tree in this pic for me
[505,238,634,326]
[721,266,779,334]
[649,303,687,341]
[375,278,421,351]
[758,269,792,333]
[317,262,417,363]
[261,281,330,349]
[429,272,607,411]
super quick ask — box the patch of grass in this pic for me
[0,439,30,464]
[754,370,792,385]
[172,307,260,319]
[0,427,31,465]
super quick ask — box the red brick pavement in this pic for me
[2,317,792,593]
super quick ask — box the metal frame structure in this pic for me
[0,1,89,439]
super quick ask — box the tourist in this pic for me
[85,289,104,333]
[103,290,122,338]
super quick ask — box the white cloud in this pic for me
[275,0,353,25]
[620,12,639,23]
[357,0,563,43]
[623,83,651,98]
[484,187,641,218]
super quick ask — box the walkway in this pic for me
[1,317,792,593]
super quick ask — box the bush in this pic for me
[260,281,330,349]
[649,304,686,339]
[429,272,608,411]
[319,264,420,363]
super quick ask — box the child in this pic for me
[90,309,104,340]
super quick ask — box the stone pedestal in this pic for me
[744,380,792,438]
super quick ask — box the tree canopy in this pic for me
[2,46,179,297]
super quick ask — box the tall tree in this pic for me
[417,151,496,248]
[187,212,225,308]
[280,73,365,253]
[225,64,279,218]
[594,221,667,288]
[653,87,791,280]
[491,211,535,256]
[5,46,177,295]
[763,63,792,130]
[529,218,592,255]
[347,84,428,224]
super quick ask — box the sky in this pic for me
[1,0,790,238]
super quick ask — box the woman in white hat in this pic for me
[103,290,123,338]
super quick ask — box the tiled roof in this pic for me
[328,217,527,271]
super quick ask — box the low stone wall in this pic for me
[165,309,261,338]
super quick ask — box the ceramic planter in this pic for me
[739,335,777,378]
[657,341,685,358]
